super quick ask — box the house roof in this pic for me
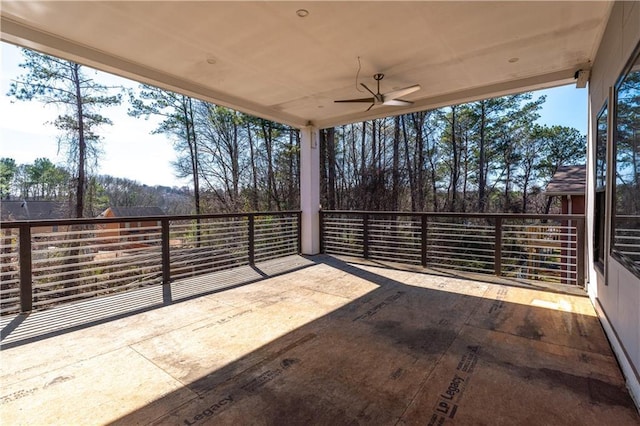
[0,1,612,129]
[545,165,587,197]
[101,206,166,218]
[0,200,67,221]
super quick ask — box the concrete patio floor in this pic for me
[1,255,639,425]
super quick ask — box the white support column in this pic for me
[300,125,320,255]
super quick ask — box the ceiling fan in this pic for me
[334,73,421,111]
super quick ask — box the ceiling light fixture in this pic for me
[508,57,519,63]
[206,57,217,65]
[296,9,309,18]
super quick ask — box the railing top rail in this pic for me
[0,210,302,229]
[321,210,585,222]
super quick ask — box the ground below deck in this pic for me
[1,255,638,425]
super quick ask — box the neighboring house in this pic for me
[545,165,587,215]
[97,206,165,243]
[545,165,586,285]
[0,200,68,235]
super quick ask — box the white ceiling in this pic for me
[1,1,612,129]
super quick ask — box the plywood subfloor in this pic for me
[1,255,638,425]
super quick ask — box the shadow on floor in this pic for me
[102,256,639,426]
[0,255,315,349]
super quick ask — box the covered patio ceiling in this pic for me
[1,1,612,129]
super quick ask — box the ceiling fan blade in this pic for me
[383,84,421,101]
[360,83,377,97]
[383,99,413,106]
[335,97,375,103]
[366,102,375,112]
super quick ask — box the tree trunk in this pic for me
[392,116,401,211]
[326,128,337,210]
[72,63,85,218]
[478,101,487,212]
[247,121,259,210]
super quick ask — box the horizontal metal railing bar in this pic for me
[428,226,495,233]
[324,228,364,234]
[28,233,163,249]
[0,211,301,229]
[426,252,495,262]
[502,228,576,239]
[254,230,297,240]
[427,251,496,261]
[29,229,162,245]
[369,247,421,255]
[502,234,575,242]
[428,246,496,255]
[323,241,362,250]
[368,232,421,239]
[504,264,575,276]
[503,260,578,270]
[256,246,297,257]
[428,223,495,231]
[170,248,248,260]
[502,251,575,259]
[503,243,576,251]
[369,235,421,243]
[32,258,160,284]
[428,225,494,232]
[30,240,162,257]
[427,263,493,274]
[171,259,247,275]
[171,252,248,265]
[370,255,420,265]
[169,261,250,280]
[324,229,363,235]
[170,228,246,239]
[324,234,363,241]
[32,280,163,308]
[171,261,247,275]
[31,247,160,269]
[428,239,494,247]
[324,247,362,254]
[178,223,246,231]
[324,249,362,256]
[33,271,162,297]
[255,241,297,250]
[0,290,20,299]
[321,210,585,221]
[32,257,161,285]
[32,262,162,290]
[502,271,574,282]
[31,238,162,254]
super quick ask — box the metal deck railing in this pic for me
[320,211,585,287]
[0,211,301,315]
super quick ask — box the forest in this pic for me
[2,48,586,218]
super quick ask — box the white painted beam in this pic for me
[299,126,320,255]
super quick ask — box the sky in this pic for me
[0,42,588,188]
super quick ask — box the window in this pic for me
[594,103,607,269]
[612,43,640,276]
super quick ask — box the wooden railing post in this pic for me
[421,214,428,267]
[494,217,502,277]
[161,218,171,285]
[577,218,585,287]
[248,214,255,265]
[18,224,33,312]
[363,213,370,259]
